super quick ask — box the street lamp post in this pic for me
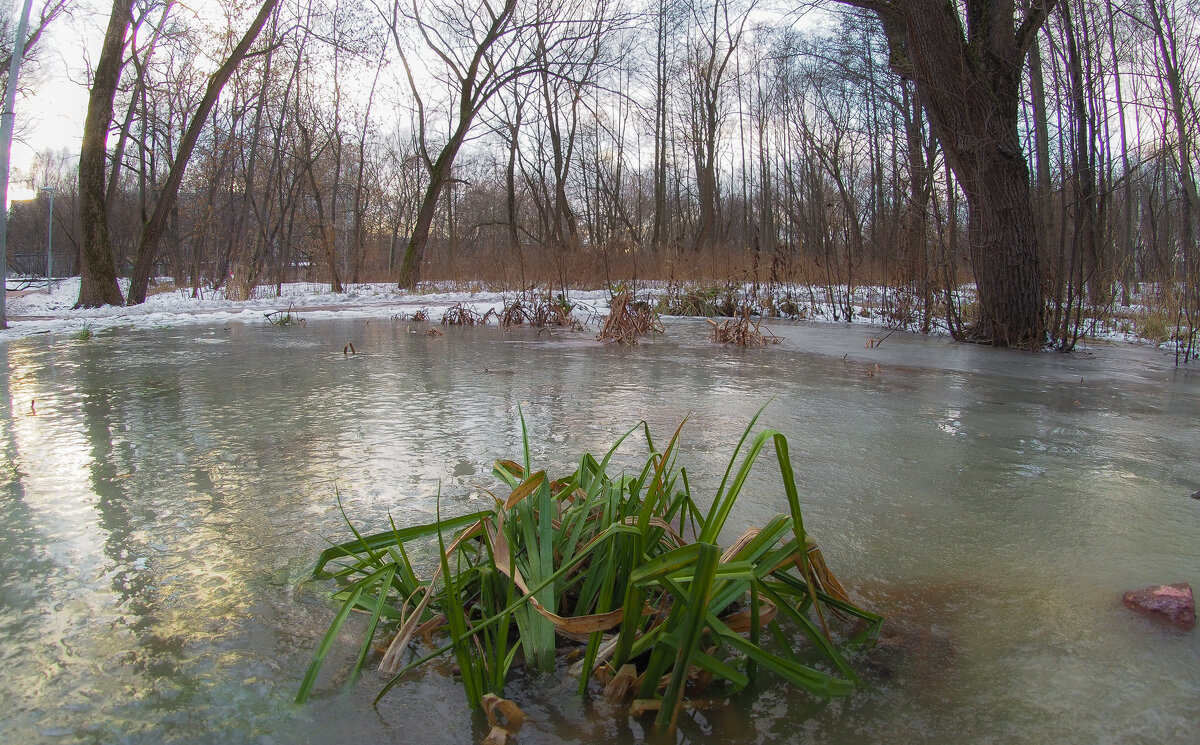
[40,186,53,293]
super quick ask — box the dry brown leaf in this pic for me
[494,460,525,479]
[602,663,640,703]
[568,636,620,678]
[378,519,484,673]
[484,515,624,640]
[720,527,761,563]
[481,725,510,745]
[414,613,447,646]
[620,515,686,548]
[503,471,547,510]
[482,693,526,732]
[688,665,714,693]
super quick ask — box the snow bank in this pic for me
[0,278,614,341]
[0,276,1168,352]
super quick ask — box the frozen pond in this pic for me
[1,317,1197,744]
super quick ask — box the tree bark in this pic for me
[651,0,670,253]
[398,140,463,288]
[76,0,132,309]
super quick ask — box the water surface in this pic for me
[1,317,1197,744]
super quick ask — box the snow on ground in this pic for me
[0,277,618,341]
[0,275,1171,353]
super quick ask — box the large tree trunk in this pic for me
[398,175,447,289]
[848,0,1055,348]
[76,0,132,309]
[962,153,1044,347]
[908,2,1046,348]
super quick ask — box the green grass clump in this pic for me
[658,284,744,317]
[297,410,880,734]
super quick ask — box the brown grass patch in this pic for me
[708,306,781,347]
[597,292,663,344]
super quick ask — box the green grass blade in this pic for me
[351,565,398,680]
[310,510,489,578]
[711,617,854,698]
[436,496,483,708]
[699,428,777,544]
[656,541,721,731]
[710,403,770,509]
[296,583,364,704]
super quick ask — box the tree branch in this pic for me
[1015,0,1059,57]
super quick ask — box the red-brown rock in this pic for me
[1122,583,1196,630]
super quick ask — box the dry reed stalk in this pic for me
[597,292,663,344]
[441,303,485,325]
[499,301,532,327]
[707,305,782,347]
[498,298,582,330]
[395,309,431,322]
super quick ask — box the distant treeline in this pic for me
[7,0,1199,355]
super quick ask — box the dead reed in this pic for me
[497,294,584,331]
[708,306,782,347]
[597,292,663,344]
[441,303,486,325]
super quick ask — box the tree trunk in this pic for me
[504,110,525,290]
[106,4,164,211]
[962,154,1044,346]
[398,132,465,288]
[1028,36,1053,263]
[76,0,132,309]
[1104,0,1134,306]
[651,0,669,253]
[900,81,933,331]
[349,41,386,284]
[1062,0,1105,309]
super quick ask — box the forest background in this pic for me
[1,0,1197,356]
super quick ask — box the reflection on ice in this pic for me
[0,318,1197,744]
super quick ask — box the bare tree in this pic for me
[1143,0,1200,359]
[76,0,133,308]
[836,0,1058,348]
[682,0,754,254]
[0,0,68,81]
[124,0,283,304]
[383,0,612,288]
